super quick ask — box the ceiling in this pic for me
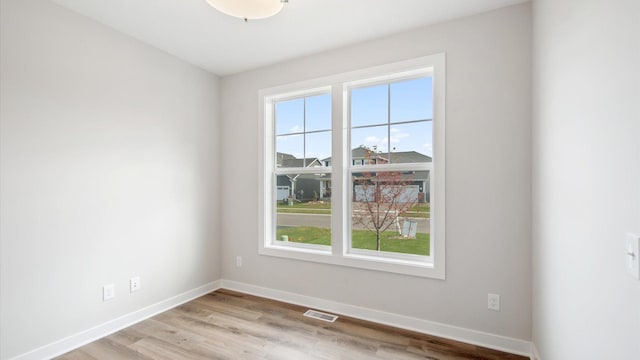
[52,0,527,76]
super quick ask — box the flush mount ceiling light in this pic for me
[206,0,288,21]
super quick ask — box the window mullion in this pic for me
[275,167,333,176]
[348,163,430,173]
[303,98,307,167]
[331,83,345,257]
[387,83,391,161]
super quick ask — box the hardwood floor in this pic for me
[57,289,527,360]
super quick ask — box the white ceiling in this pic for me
[53,0,527,76]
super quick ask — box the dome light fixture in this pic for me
[206,0,288,22]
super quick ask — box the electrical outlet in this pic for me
[488,293,500,311]
[236,256,242,267]
[130,277,141,293]
[103,284,115,301]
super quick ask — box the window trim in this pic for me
[258,54,446,279]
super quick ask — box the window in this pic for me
[272,90,333,250]
[349,77,432,260]
[259,54,445,278]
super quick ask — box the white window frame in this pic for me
[258,54,446,279]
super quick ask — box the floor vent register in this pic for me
[303,309,338,323]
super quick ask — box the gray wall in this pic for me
[220,4,532,341]
[0,0,221,358]
[532,0,640,358]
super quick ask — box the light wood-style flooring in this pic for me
[57,289,527,360]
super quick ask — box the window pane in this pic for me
[276,98,304,135]
[351,125,389,162]
[276,173,332,247]
[276,94,331,168]
[351,84,388,128]
[305,94,331,132]
[305,130,331,162]
[390,77,432,123]
[389,121,433,162]
[351,171,430,256]
[276,134,303,168]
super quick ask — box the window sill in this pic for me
[259,243,444,279]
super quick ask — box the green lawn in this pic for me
[276,226,430,256]
[276,201,430,218]
[277,208,331,215]
[277,201,331,214]
[277,201,332,209]
[276,226,331,245]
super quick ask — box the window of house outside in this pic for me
[259,54,445,278]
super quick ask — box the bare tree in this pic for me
[352,170,417,251]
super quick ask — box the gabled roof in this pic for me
[350,146,375,160]
[388,151,432,163]
[280,157,323,168]
[323,146,432,164]
[276,152,296,165]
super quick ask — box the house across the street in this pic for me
[277,146,431,203]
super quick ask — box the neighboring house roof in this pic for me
[350,146,374,160]
[280,157,323,168]
[388,151,432,163]
[323,146,432,164]
[276,152,296,165]
[278,148,429,183]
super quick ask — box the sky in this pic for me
[276,77,433,162]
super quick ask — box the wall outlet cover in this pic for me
[130,277,141,292]
[488,293,500,311]
[103,284,115,301]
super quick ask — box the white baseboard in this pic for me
[531,342,541,360]
[12,279,534,359]
[11,280,222,360]
[221,279,533,358]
